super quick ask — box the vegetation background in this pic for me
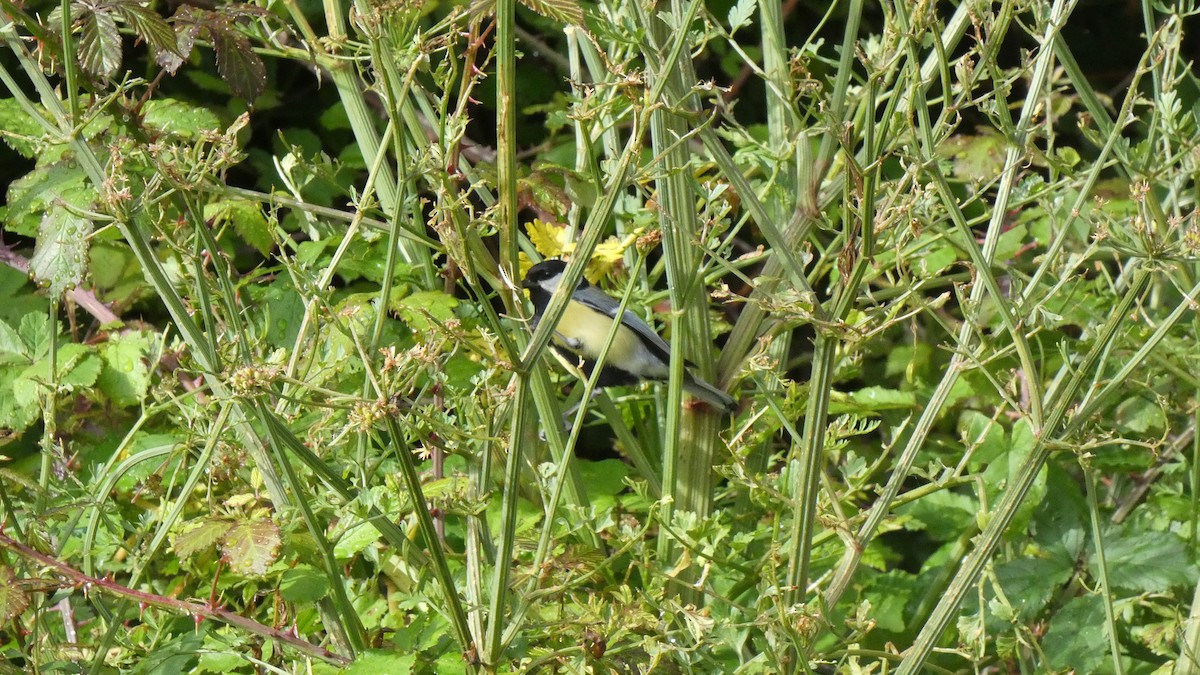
[1,0,1199,672]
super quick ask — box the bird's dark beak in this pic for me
[521,278,533,289]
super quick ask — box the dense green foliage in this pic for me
[2,0,1200,672]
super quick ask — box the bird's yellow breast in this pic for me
[556,300,641,361]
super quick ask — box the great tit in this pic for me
[521,259,735,413]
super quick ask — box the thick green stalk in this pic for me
[1085,467,1125,674]
[495,0,518,273]
[781,0,865,610]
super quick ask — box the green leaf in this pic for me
[77,5,122,79]
[204,200,273,255]
[993,556,1073,622]
[279,565,330,603]
[1043,595,1108,673]
[0,318,25,358]
[914,244,957,278]
[55,344,103,388]
[345,651,416,675]
[993,224,1028,263]
[433,651,470,675]
[221,519,282,576]
[0,266,47,327]
[981,418,1046,536]
[142,99,221,140]
[18,313,51,356]
[129,628,203,675]
[577,459,630,498]
[846,386,917,411]
[859,570,918,633]
[195,650,247,673]
[517,0,584,25]
[0,367,39,431]
[727,0,756,33]
[0,98,48,158]
[29,205,91,297]
[897,489,977,537]
[5,160,97,238]
[333,518,381,559]
[174,518,233,559]
[938,132,1006,182]
[394,290,459,333]
[1094,527,1195,593]
[1114,395,1166,434]
[957,410,1004,467]
[97,331,154,406]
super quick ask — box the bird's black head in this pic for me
[521,260,589,292]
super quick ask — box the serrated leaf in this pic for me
[221,519,281,576]
[847,386,917,411]
[98,331,153,406]
[518,0,584,25]
[210,24,266,102]
[1043,595,1108,673]
[1095,528,1195,593]
[159,22,200,73]
[0,318,25,358]
[142,99,221,139]
[333,519,381,559]
[114,0,180,59]
[174,518,234,559]
[77,6,122,79]
[859,571,918,633]
[994,556,1073,622]
[394,290,458,333]
[5,160,97,238]
[0,567,30,621]
[18,313,51,356]
[0,368,39,431]
[727,0,756,33]
[0,98,48,158]
[982,418,1046,535]
[30,206,91,297]
[204,200,272,255]
[345,651,416,675]
[53,343,103,388]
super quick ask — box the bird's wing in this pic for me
[572,286,673,360]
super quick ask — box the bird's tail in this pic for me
[683,372,736,414]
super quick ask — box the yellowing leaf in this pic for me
[221,519,281,576]
[0,567,30,622]
[527,219,569,259]
[524,221,640,283]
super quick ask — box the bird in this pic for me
[521,259,735,413]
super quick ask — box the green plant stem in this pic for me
[1084,465,1125,675]
[495,0,518,274]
